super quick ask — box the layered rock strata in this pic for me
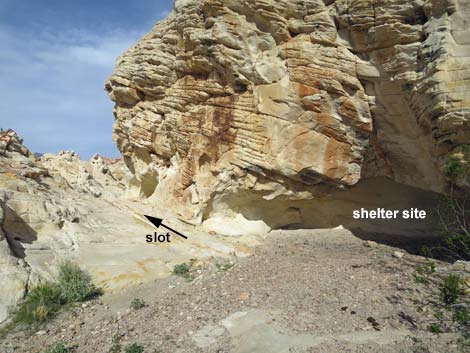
[106,0,470,233]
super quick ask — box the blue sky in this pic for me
[0,0,173,158]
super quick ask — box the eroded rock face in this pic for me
[0,130,253,323]
[106,0,470,233]
[0,130,128,322]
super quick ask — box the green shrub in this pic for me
[433,310,444,321]
[130,298,146,310]
[44,342,69,353]
[435,144,470,261]
[14,282,63,325]
[446,159,466,183]
[445,233,470,260]
[173,262,193,281]
[440,274,463,305]
[434,194,470,261]
[124,343,144,353]
[446,145,470,184]
[414,260,436,284]
[14,262,101,327]
[417,151,470,345]
[453,307,470,325]
[111,333,122,353]
[429,323,442,334]
[57,261,100,302]
[173,263,190,275]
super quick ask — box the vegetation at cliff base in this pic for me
[110,333,123,353]
[124,343,145,353]
[440,273,463,305]
[412,145,470,347]
[173,262,194,281]
[446,145,470,186]
[14,261,100,328]
[173,262,190,275]
[44,342,70,353]
[14,283,63,325]
[130,298,146,310]
[57,261,101,302]
[432,144,470,261]
[414,260,436,284]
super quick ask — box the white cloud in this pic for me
[0,25,146,158]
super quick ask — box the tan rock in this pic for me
[0,130,253,323]
[393,251,405,259]
[106,0,469,234]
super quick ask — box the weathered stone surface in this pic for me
[106,0,470,233]
[0,190,30,323]
[0,130,251,323]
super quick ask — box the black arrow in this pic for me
[144,215,188,240]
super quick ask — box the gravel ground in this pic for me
[0,228,467,353]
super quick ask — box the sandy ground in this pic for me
[0,228,466,353]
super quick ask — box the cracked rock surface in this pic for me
[106,0,470,234]
[0,130,252,323]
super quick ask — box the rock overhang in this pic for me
[105,0,470,233]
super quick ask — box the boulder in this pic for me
[106,0,470,234]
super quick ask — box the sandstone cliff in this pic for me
[106,0,469,234]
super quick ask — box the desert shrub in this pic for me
[415,148,470,346]
[440,273,463,305]
[453,307,470,326]
[124,343,144,353]
[413,256,470,346]
[57,261,100,302]
[14,262,100,327]
[173,262,193,281]
[429,323,442,334]
[434,192,470,261]
[432,145,470,261]
[110,333,122,353]
[173,263,190,275]
[130,298,146,310]
[446,145,470,185]
[44,342,69,353]
[14,282,63,325]
[446,159,468,183]
[414,260,436,284]
[445,233,470,260]
[443,279,470,345]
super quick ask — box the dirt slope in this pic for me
[1,229,465,353]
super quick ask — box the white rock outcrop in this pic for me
[0,130,250,323]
